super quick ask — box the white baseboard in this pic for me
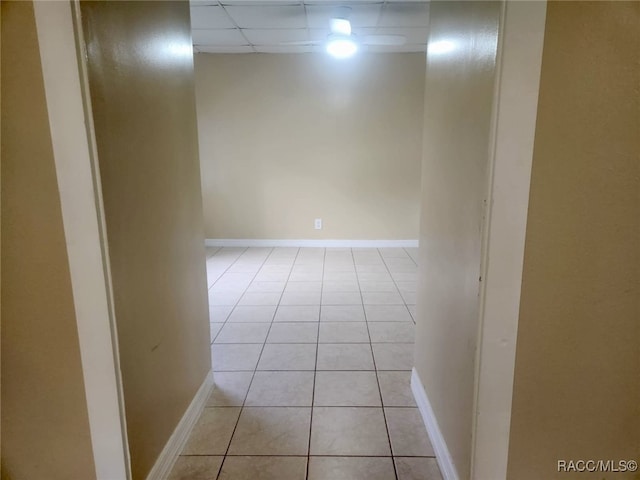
[411,368,460,480]
[205,239,419,248]
[146,371,214,480]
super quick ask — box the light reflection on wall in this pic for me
[83,33,193,71]
[428,39,456,55]
[427,34,497,63]
[167,40,193,58]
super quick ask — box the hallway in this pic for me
[169,247,441,480]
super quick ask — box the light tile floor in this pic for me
[169,247,442,480]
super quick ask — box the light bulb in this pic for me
[326,37,358,59]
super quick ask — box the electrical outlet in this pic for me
[314,218,322,230]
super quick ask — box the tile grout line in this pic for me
[182,453,434,458]
[378,249,418,326]
[185,246,256,476]
[212,369,411,373]
[207,246,248,291]
[352,248,400,480]
[216,246,301,479]
[192,405,417,409]
[182,248,434,479]
[209,247,251,344]
[305,247,326,479]
[209,247,264,345]
[204,245,222,259]
[214,247,279,480]
[213,340,410,345]
[402,246,419,268]
[401,246,420,323]
[181,453,434,458]
[196,248,424,479]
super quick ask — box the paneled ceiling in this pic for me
[190,1,430,54]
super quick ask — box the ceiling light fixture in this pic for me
[326,34,358,59]
[329,17,352,36]
[326,37,358,59]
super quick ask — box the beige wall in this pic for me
[0,2,96,479]
[195,53,425,240]
[413,2,500,479]
[507,2,640,478]
[80,2,210,478]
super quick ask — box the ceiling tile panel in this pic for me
[306,4,382,28]
[374,26,428,44]
[254,45,321,53]
[189,0,431,53]
[309,28,330,42]
[192,28,248,46]
[243,28,309,45]
[304,1,384,4]
[190,6,236,29]
[378,2,430,27]
[350,26,376,36]
[197,45,255,53]
[311,27,377,42]
[222,1,301,5]
[313,26,362,40]
[224,4,306,28]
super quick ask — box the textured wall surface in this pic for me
[507,2,640,479]
[195,53,425,240]
[81,2,210,478]
[413,2,500,478]
[1,2,96,478]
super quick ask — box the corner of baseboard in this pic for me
[411,368,460,480]
[145,371,214,480]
